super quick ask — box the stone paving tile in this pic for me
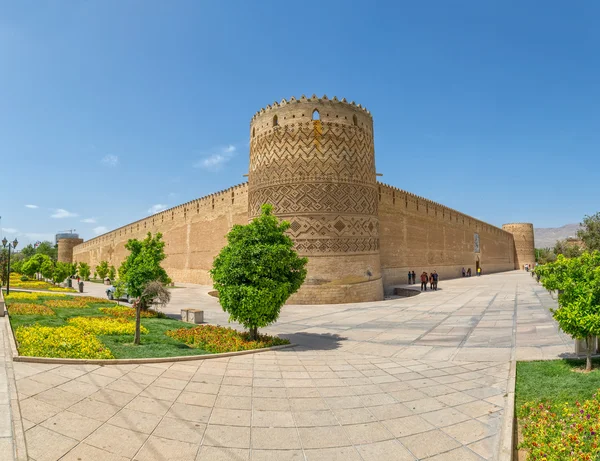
[134,436,199,461]
[25,425,78,461]
[85,423,149,457]
[40,410,103,440]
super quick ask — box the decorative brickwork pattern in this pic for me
[249,96,384,303]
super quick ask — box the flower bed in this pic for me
[8,304,55,316]
[520,397,600,460]
[78,296,116,304]
[4,292,66,300]
[99,306,159,319]
[67,317,149,335]
[45,299,92,308]
[166,325,289,353]
[48,287,77,292]
[15,324,113,359]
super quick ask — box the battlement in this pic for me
[74,183,248,251]
[251,94,372,121]
[250,95,374,139]
[378,183,514,238]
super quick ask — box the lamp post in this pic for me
[2,237,18,295]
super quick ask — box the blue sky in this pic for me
[1,1,598,246]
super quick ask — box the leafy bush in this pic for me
[99,306,160,319]
[166,325,289,353]
[67,317,148,335]
[520,396,600,460]
[210,204,307,339]
[8,304,55,315]
[15,325,113,359]
[20,276,29,282]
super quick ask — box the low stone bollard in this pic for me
[181,308,204,324]
[0,291,5,317]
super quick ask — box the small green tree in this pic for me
[21,254,52,280]
[108,265,116,280]
[20,244,36,259]
[96,261,109,280]
[539,252,600,371]
[78,262,91,281]
[578,212,600,252]
[35,241,58,261]
[210,204,308,340]
[112,280,126,305]
[52,262,71,285]
[119,232,170,344]
[554,239,584,258]
[40,259,55,281]
[535,248,556,265]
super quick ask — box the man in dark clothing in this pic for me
[420,272,428,291]
[432,270,439,290]
[408,271,412,285]
[412,271,416,285]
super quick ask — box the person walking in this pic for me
[408,271,412,285]
[477,267,481,276]
[432,270,439,290]
[462,267,466,277]
[467,268,471,277]
[429,273,435,290]
[411,271,416,285]
[420,272,428,291]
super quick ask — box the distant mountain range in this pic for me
[534,224,581,249]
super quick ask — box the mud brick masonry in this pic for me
[61,95,535,304]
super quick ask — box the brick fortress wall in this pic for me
[72,184,248,284]
[378,184,517,292]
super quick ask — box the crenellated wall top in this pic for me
[73,183,249,251]
[250,95,373,138]
[378,182,514,237]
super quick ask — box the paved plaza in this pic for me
[2,271,574,460]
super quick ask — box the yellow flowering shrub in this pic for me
[45,299,91,309]
[48,287,77,293]
[77,296,116,304]
[4,292,66,300]
[8,304,55,315]
[67,317,149,335]
[11,280,53,289]
[99,306,159,318]
[15,325,113,359]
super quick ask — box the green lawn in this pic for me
[516,359,600,415]
[7,295,207,359]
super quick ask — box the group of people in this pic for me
[461,267,482,277]
[407,270,439,291]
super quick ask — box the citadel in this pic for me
[58,95,535,304]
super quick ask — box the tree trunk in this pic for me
[586,335,593,372]
[134,300,142,345]
[250,326,258,341]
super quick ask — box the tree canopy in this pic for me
[578,212,600,252]
[210,204,308,340]
[537,251,600,371]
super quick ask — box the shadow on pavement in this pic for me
[278,332,346,350]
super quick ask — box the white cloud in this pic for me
[101,155,119,167]
[148,204,168,215]
[51,208,78,219]
[194,145,236,171]
[1,228,18,234]
[81,218,96,223]
[25,204,38,209]
[93,226,108,235]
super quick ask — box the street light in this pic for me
[2,237,18,295]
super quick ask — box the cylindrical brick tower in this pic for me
[248,94,383,304]
[57,236,84,263]
[502,223,535,270]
